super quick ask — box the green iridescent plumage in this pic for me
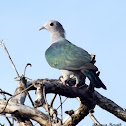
[45,39,92,70]
[41,20,106,89]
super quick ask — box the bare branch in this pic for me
[29,79,126,122]
[27,92,34,107]
[1,77,126,125]
[23,63,34,107]
[57,98,67,110]
[0,90,12,97]
[0,114,18,122]
[59,95,63,124]
[0,42,34,109]
[0,79,34,114]
[95,91,126,122]
[63,104,90,126]
[0,41,19,78]
[34,84,59,125]
[89,112,101,126]
[24,63,32,77]
[50,94,57,107]
[0,99,51,126]
[43,85,52,126]
[8,76,34,126]
[5,117,13,126]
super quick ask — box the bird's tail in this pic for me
[81,69,107,90]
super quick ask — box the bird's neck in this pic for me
[50,31,65,45]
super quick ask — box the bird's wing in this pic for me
[45,39,93,70]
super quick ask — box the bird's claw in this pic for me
[59,76,68,86]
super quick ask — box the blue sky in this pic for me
[0,0,126,125]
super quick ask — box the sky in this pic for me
[0,0,126,125]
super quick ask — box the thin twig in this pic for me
[57,97,67,110]
[43,85,52,126]
[0,83,34,114]
[0,41,19,78]
[23,64,34,107]
[0,89,7,100]
[6,117,13,126]
[0,42,34,109]
[89,112,102,126]
[27,92,34,107]
[59,95,63,125]
[50,94,57,107]
[24,63,32,77]
[21,76,34,107]
[0,91,12,97]
[0,114,18,122]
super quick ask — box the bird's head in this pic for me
[39,20,65,35]
[39,20,66,44]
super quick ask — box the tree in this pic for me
[0,41,126,126]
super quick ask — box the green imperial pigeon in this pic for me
[39,20,106,90]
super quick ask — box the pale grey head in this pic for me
[39,20,66,44]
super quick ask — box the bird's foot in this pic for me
[59,76,68,86]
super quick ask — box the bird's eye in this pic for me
[50,23,54,26]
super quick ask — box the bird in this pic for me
[39,20,106,90]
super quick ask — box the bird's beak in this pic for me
[39,26,45,31]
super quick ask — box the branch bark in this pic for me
[0,99,50,126]
[95,91,126,121]
[11,77,33,126]
[1,78,126,126]
[63,104,91,126]
[29,79,126,122]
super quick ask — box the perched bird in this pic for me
[39,20,106,89]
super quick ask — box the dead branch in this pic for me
[11,76,33,126]
[94,91,126,122]
[0,80,34,114]
[1,78,126,125]
[5,117,13,126]
[0,114,17,122]
[0,41,19,78]
[28,78,126,123]
[43,85,52,126]
[0,90,12,97]
[34,83,60,125]
[0,42,34,109]
[50,94,57,107]
[0,99,51,126]
[89,112,101,125]
[63,104,90,126]
[59,95,63,124]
